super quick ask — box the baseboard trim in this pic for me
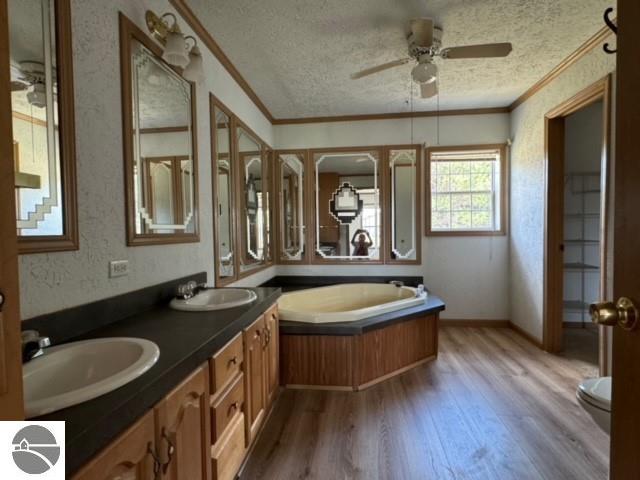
[508,321,544,349]
[440,319,510,328]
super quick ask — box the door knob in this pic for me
[590,297,639,331]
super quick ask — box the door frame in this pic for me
[0,0,25,419]
[543,74,612,365]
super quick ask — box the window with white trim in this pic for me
[427,145,506,235]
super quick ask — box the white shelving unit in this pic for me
[563,172,601,327]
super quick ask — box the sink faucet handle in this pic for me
[21,330,50,363]
[390,280,404,287]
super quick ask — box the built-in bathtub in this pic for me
[277,282,444,391]
[278,283,427,323]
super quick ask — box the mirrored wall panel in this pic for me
[121,13,198,245]
[212,105,235,282]
[237,126,265,271]
[389,148,419,262]
[9,0,77,252]
[277,152,305,262]
[314,150,381,261]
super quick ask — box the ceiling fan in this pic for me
[10,61,52,108]
[350,18,512,99]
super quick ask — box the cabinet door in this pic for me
[155,365,211,480]
[243,315,266,445]
[71,411,156,480]
[264,305,279,408]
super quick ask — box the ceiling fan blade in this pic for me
[441,42,512,59]
[409,18,433,48]
[350,58,411,79]
[420,81,438,99]
[11,81,29,91]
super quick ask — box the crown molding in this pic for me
[272,107,510,125]
[509,23,615,111]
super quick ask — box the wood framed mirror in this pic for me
[385,145,421,264]
[311,147,383,264]
[119,13,199,246]
[210,94,236,285]
[9,0,78,253]
[274,150,308,263]
[235,119,270,275]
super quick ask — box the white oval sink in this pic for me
[23,337,159,418]
[170,288,257,312]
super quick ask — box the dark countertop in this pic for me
[279,294,445,335]
[36,287,281,477]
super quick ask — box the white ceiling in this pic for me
[185,0,610,119]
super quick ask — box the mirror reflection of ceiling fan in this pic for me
[350,18,513,99]
[10,61,54,108]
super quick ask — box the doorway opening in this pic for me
[543,75,612,375]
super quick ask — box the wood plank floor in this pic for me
[241,327,609,480]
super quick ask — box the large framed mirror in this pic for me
[236,122,267,273]
[211,95,236,285]
[312,148,382,262]
[275,151,307,263]
[386,146,421,263]
[120,13,198,245]
[9,0,78,253]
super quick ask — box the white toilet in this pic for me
[576,376,611,434]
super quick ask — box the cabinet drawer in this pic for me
[211,372,244,444]
[212,412,245,480]
[211,334,243,394]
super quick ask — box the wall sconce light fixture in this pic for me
[145,10,204,82]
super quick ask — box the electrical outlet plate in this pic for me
[109,260,129,278]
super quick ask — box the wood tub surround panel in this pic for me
[281,335,355,389]
[280,314,438,391]
[356,313,437,387]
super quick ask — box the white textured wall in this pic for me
[274,114,511,320]
[19,0,273,319]
[509,48,615,340]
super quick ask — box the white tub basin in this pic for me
[170,288,257,312]
[278,283,427,323]
[23,337,160,418]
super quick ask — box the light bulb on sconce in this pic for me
[183,37,204,83]
[146,10,204,82]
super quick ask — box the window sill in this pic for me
[425,230,506,237]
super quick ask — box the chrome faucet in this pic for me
[389,280,404,287]
[176,280,207,300]
[22,330,51,363]
[416,284,426,297]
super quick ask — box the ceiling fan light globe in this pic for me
[27,83,47,108]
[411,62,437,84]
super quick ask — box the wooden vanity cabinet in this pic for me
[71,411,157,480]
[72,305,279,480]
[155,366,211,480]
[264,304,279,408]
[243,315,267,445]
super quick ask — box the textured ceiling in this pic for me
[185,0,610,118]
